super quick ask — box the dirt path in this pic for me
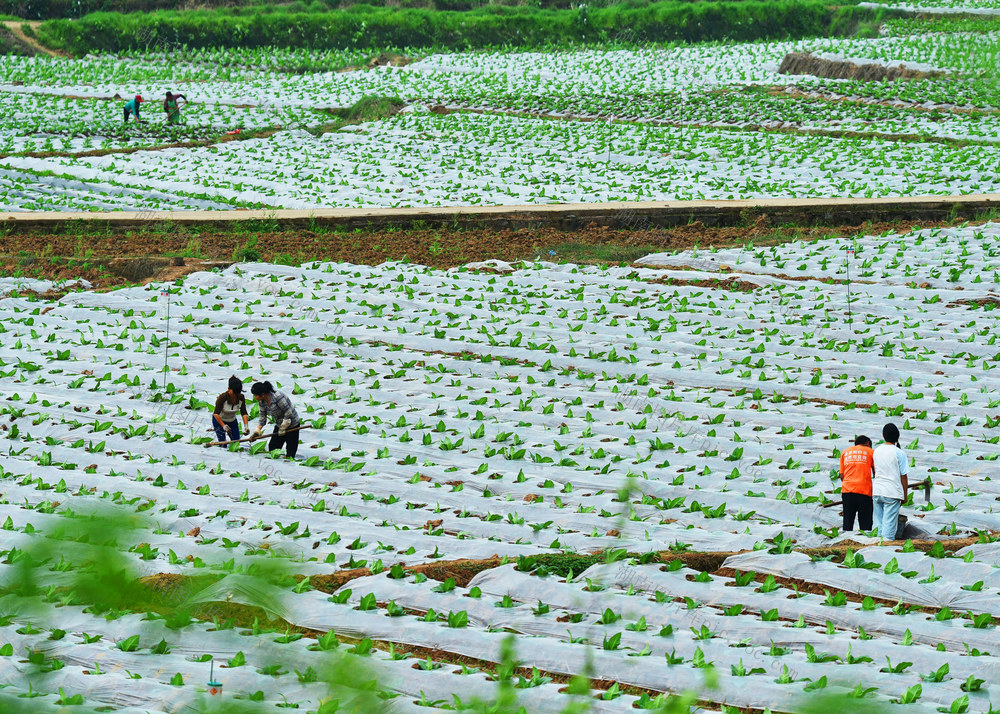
[1,20,63,58]
[0,216,963,293]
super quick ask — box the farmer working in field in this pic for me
[872,423,909,540]
[212,376,249,446]
[123,95,144,123]
[249,381,301,458]
[164,91,187,125]
[839,435,874,532]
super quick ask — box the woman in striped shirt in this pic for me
[249,381,301,458]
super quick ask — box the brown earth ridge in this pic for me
[778,51,945,81]
[0,216,962,293]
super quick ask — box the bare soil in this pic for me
[0,217,954,293]
[366,52,413,68]
[778,52,944,82]
[950,296,1000,308]
[125,532,997,711]
[645,275,764,292]
[0,255,230,296]
[309,556,505,592]
[302,536,991,595]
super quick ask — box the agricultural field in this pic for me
[2,0,1000,711]
[0,220,998,712]
[2,12,1000,210]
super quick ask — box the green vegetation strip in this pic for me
[37,1,891,55]
[2,0,858,19]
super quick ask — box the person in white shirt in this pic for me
[871,423,909,540]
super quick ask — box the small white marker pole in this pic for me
[845,247,854,331]
[161,289,171,384]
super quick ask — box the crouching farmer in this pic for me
[212,376,249,445]
[249,380,301,458]
[123,94,144,123]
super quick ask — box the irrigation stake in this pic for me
[606,124,612,170]
[207,658,223,696]
[161,288,171,382]
[844,246,854,332]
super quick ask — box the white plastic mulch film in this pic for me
[4,28,1000,211]
[0,222,998,711]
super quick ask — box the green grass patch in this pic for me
[306,95,405,136]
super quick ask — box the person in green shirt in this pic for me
[164,91,187,125]
[123,95,143,124]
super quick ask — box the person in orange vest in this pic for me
[839,435,874,532]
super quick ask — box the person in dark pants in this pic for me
[123,94,144,123]
[212,376,249,446]
[839,435,874,531]
[249,380,300,458]
[873,423,909,540]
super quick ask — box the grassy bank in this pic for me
[36,1,886,55]
[0,0,672,19]
[0,0,875,19]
